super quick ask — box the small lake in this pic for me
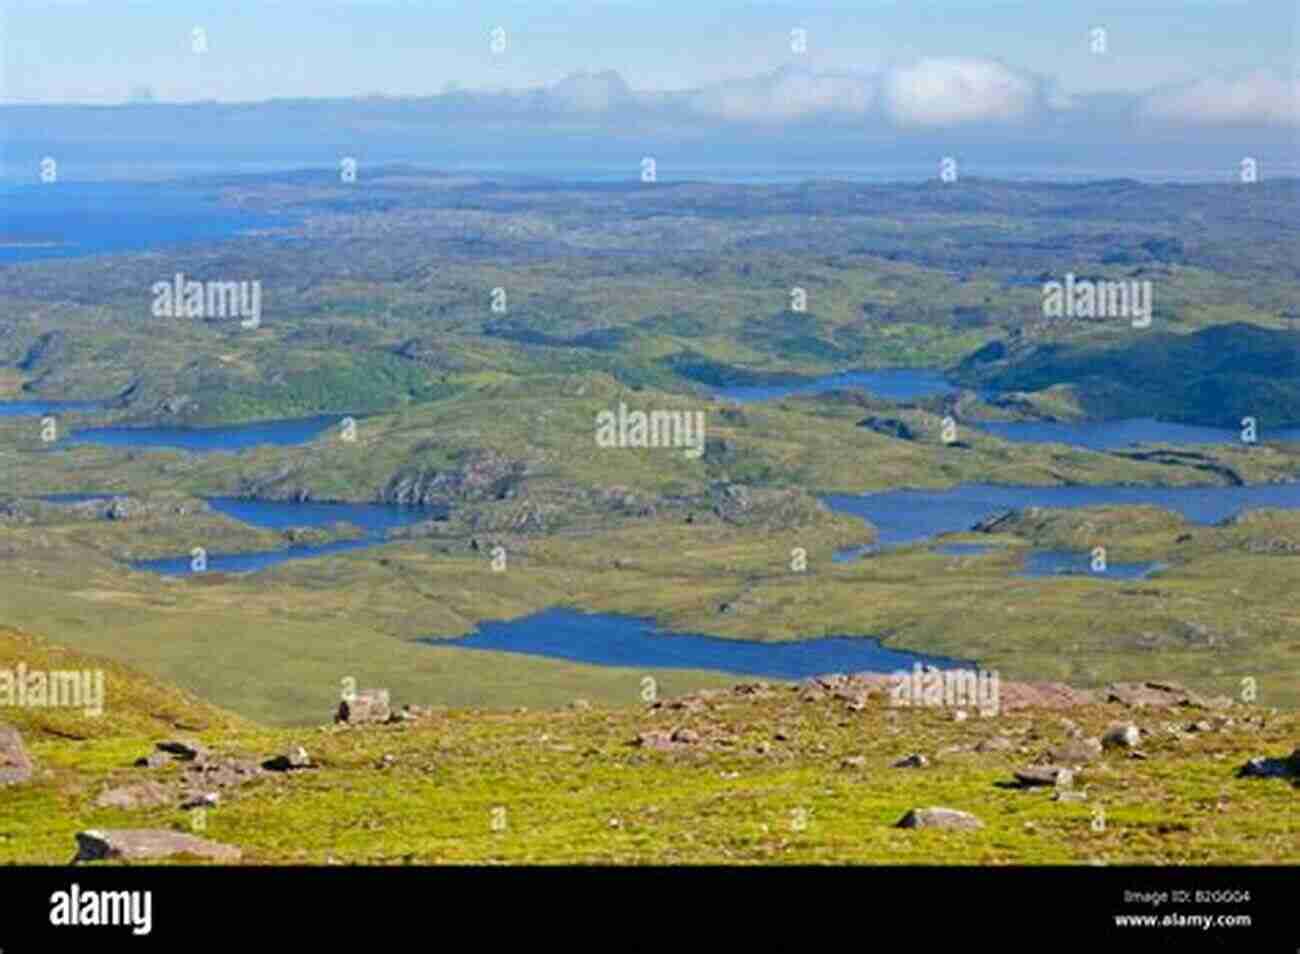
[976,418,1300,451]
[45,494,437,576]
[0,400,105,417]
[70,416,344,452]
[711,368,953,403]
[132,537,377,576]
[824,482,1300,546]
[841,540,1162,580]
[428,607,970,679]
[1016,550,1164,580]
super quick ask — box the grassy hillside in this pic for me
[1,625,1295,865]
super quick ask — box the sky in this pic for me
[1,0,1295,104]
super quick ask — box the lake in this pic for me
[976,418,1300,451]
[823,482,1300,546]
[44,494,436,577]
[0,400,105,417]
[429,607,970,679]
[70,416,344,452]
[711,368,953,403]
[1016,550,1164,580]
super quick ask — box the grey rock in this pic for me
[74,829,241,863]
[262,745,312,772]
[1049,738,1103,765]
[94,781,175,810]
[1014,766,1074,789]
[1236,749,1300,779]
[0,724,34,786]
[895,807,983,831]
[179,792,220,810]
[893,753,929,769]
[1102,723,1141,749]
[155,739,209,762]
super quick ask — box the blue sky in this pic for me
[2,0,1294,103]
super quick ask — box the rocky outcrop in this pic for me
[1104,682,1207,709]
[857,416,917,441]
[73,829,242,864]
[380,451,528,507]
[707,483,828,529]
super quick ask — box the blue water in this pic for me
[0,400,105,417]
[0,182,288,264]
[132,537,377,576]
[832,543,880,563]
[60,495,441,577]
[824,482,1300,546]
[71,416,343,452]
[1016,550,1164,580]
[204,496,436,534]
[712,368,953,404]
[978,418,1300,451]
[429,607,970,679]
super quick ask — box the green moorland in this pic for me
[1,482,1298,725]
[0,174,1299,726]
[2,625,1296,865]
[2,172,1300,865]
[1,174,1298,427]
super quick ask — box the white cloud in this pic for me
[688,66,875,122]
[1140,71,1299,125]
[882,57,1041,126]
[546,70,634,112]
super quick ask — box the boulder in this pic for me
[1014,766,1074,789]
[0,723,34,786]
[1049,738,1103,765]
[895,807,983,831]
[1102,723,1141,749]
[892,753,929,769]
[262,745,312,772]
[1236,748,1300,779]
[94,782,175,810]
[73,829,241,863]
[155,739,209,762]
[179,792,220,810]
[634,731,675,752]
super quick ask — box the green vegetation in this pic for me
[3,626,1295,865]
